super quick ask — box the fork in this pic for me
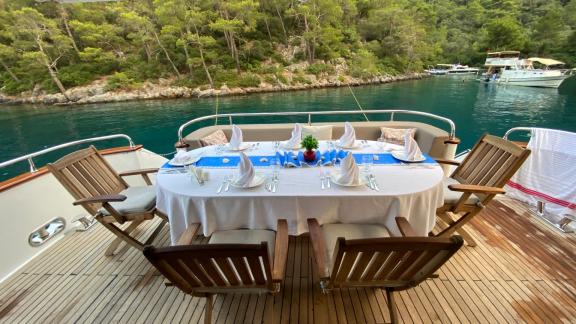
[217,177,227,193]
[320,173,326,190]
[369,174,380,191]
[224,175,232,192]
[272,172,279,193]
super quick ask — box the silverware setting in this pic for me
[272,171,279,193]
[320,172,330,189]
[364,174,380,191]
[266,172,279,193]
[217,176,232,193]
[369,174,380,191]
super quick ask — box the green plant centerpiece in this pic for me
[301,135,319,162]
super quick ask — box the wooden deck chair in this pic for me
[47,145,167,256]
[144,219,289,324]
[308,217,463,324]
[434,134,531,246]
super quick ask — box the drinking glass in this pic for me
[362,155,373,173]
[270,157,280,176]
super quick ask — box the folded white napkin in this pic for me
[235,152,255,186]
[339,122,356,147]
[230,125,243,149]
[338,152,360,185]
[404,131,424,161]
[171,150,202,165]
[285,123,302,148]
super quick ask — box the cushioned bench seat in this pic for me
[180,121,459,163]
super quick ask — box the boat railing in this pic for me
[177,109,457,143]
[0,134,135,173]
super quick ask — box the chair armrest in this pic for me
[444,137,461,145]
[272,219,289,282]
[119,168,158,185]
[435,158,461,166]
[448,183,505,195]
[395,217,416,237]
[73,194,126,206]
[307,218,329,279]
[118,168,159,177]
[176,223,200,245]
[511,141,528,149]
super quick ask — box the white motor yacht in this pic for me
[426,64,480,76]
[483,51,575,88]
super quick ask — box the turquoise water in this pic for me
[1,76,575,180]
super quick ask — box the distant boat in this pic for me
[482,51,576,88]
[426,64,480,76]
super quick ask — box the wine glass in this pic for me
[362,155,373,174]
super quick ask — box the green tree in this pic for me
[480,16,526,51]
[210,0,259,73]
[11,7,72,100]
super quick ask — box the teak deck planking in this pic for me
[0,197,575,323]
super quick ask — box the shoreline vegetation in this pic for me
[0,68,427,106]
[0,1,574,106]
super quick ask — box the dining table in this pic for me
[155,140,445,245]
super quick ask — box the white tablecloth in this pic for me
[156,141,444,244]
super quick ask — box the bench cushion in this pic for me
[379,127,416,145]
[99,186,156,216]
[302,125,333,140]
[200,129,228,146]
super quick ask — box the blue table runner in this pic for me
[162,150,437,169]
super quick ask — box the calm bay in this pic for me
[1,76,575,180]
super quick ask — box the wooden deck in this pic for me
[1,198,575,323]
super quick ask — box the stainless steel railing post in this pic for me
[28,157,37,173]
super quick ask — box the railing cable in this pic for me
[347,84,369,122]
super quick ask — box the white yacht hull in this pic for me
[0,148,167,282]
[498,70,571,88]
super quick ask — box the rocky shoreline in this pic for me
[0,73,427,106]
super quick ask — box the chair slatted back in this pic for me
[144,243,275,294]
[329,236,463,289]
[47,145,127,215]
[451,134,530,200]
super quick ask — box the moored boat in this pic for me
[426,64,480,76]
[482,51,575,88]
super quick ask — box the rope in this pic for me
[158,150,177,157]
[214,93,219,126]
[347,84,369,122]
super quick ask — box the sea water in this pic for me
[1,76,575,180]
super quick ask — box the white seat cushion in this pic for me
[322,223,390,273]
[443,177,480,205]
[302,125,333,140]
[98,186,156,216]
[209,229,276,260]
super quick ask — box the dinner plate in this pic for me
[391,151,426,163]
[226,142,253,151]
[329,171,367,187]
[336,141,361,149]
[229,173,266,188]
[280,141,301,150]
[168,154,201,166]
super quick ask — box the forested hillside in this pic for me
[0,0,574,99]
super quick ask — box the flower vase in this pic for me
[303,149,316,162]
